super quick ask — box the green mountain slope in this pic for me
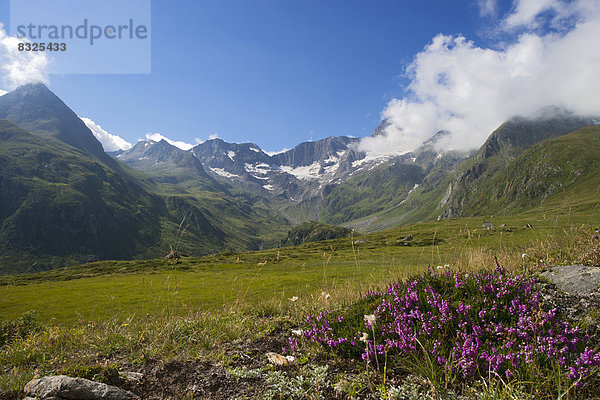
[330,112,598,232]
[318,160,426,224]
[0,85,291,274]
[281,221,352,246]
[0,83,116,167]
[445,126,600,216]
[111,139,291,251]
[318,148,466,231]
[0,119,170,273]
[442,111,597,217]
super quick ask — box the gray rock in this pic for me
[24,375,138,400]
[482,221,495,230]
[541,265,600,295]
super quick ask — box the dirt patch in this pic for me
[117,327,294,399]
[120,359,253,399]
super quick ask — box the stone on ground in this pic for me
[24,375,138,400]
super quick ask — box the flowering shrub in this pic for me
[288,261,600,388]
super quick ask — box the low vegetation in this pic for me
[281,221,353,247]
[291,260,600,398]
[0,208,599,398]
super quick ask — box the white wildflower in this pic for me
[291,329,304,336]
[364,314,376,326]
[289,296,299,302]
[359,332,369,342]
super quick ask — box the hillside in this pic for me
[318,160,425,224]
[0,86,291,274]
[333,112,598,232]
[0,83,118,168]
[444,125,600,216]
[281,220,353,246]
[0,119,168,273]
[442,109,598,217]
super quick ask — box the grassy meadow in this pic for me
[1,202,599,398]
[1,210,593,322]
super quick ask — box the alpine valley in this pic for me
[0,83,598,274]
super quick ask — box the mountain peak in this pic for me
[6,83,58,104]
[0,83,113,165]
[477,108,598,160]
[14,82,51,91]
[371,119,392,137]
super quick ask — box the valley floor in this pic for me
[1,210,600,399]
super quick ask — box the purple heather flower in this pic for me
[290,262,597,384]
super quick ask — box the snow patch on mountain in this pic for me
[351,154,389,169]
[280,162,322,180]
[210,167,239,179]
[245,163,272,176]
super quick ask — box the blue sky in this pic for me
[0,0,505,152]
[1,0,599,154]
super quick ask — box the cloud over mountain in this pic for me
[145,133,196,150]
[80,117,133,152]
[0,24,48,90]
[359,0,600,156]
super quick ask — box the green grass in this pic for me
[0,205,598,397]
[1,207,597,323]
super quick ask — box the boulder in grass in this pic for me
[24,375,138,400]
[542,265,600,296]
[482,221,495,230]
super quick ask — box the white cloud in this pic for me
[360,0,600,156]
[0,23,49,90]
[145,133,196,150]
[208,133,220,140]
[80,117,132,152]
[504,0,561,27]
[478,0,498,17]
[264,148,290,156]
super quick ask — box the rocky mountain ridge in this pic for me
[2,83,599,273]
[115,121,460,223]
[0,84,290,273]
